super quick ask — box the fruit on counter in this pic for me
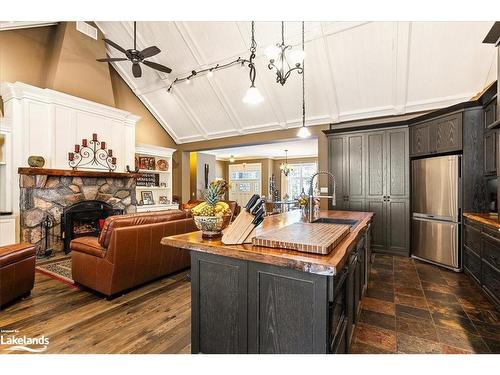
[191,180,232,217]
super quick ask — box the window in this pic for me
[287,162,317,199]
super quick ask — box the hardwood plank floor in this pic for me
[0,271,191,354]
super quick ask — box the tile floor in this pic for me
[350,254,500,354]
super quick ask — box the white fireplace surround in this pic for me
[0,82,140,214]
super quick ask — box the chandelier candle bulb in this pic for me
[68,152,74,161]
[82,139,87,147]
[108,149,113,157]
[74,144,80,153]
[112,157,117,165]
[101,141,106,149]
[92,133,97,141]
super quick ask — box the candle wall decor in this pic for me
[68,134,117,172]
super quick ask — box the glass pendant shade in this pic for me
[297,126,311,138]
[242,86,264,104]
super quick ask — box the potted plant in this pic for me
[191,179,232,238]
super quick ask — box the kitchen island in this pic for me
[161,210,373,354]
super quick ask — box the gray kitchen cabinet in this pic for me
[434,114,463,154]
[484,129,497,176]
[410,122,432,157]
[410,113,462,157]
[328,126,409,256]
[484,100,496,129]
[346,134,365,200]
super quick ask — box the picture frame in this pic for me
[141,191,155,205]
[159,196,170,205]
[138,156,156,170]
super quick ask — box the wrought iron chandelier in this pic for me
[280,150,293,176]
[266,22,305,86]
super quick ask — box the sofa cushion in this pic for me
[98,210,189,248]
[70,237,107,258]
[0,243,36,267]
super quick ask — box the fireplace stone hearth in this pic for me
[19,173,137,255]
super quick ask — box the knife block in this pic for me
[222,211,256,245]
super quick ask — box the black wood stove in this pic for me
[61,200,123,254]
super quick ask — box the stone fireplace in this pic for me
[19,168,139,256]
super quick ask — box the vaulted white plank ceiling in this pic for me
[95,21,497,144]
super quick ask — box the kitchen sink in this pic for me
[312,217,360,228]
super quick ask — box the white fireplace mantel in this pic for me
[0,81,141,215]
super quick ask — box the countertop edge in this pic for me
[463,213,500,230]
[161,212,373,276]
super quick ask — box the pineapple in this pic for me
[192,179,231,217]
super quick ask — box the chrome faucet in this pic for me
[307,171,336,222]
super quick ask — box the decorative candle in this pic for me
[68,152,74,161]
[92,133,98,141]
[108,149,113,157]
[82,139,87,147]
[75,144,80,153]
[101,141,106,149]
[112,157,116,165]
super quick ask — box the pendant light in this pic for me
[266,22,305,86]
[297,22,311,138]
[280,150,293,176]
[243,21,264,105]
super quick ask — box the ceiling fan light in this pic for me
[289,49,305,66]
[297,126,311,138]
[242,86,264,105]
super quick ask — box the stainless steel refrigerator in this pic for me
[411,155,461,271]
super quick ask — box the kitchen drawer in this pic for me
[464,224,481,255]
[482,261,500,306]
[464,218,481,230]
[464,246,481,283]
[482,225,500,241]
[481,234,500,270]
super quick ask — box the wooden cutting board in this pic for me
[252,222,351,255]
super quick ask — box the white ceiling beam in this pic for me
[393,21,412,115]
[175,21,244,132]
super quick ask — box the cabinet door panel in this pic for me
[347,134,364,199]
[435,114,463,153]
[347,199,364,212]
[191,252,248,354]
[484,130,497,176]
[386,199,409,255]
[365,199,386,251]
[329,136,346,209]
[482,261,500,306]
[410,122,431,156]
[484,101,496,129]
[386,128,409,198]
[464,247,481,284]
[365,131,385,200]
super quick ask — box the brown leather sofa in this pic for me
[0,243,36,309]
[71,210,197,297]
[181,200,241,219]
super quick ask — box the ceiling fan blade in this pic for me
[96,58,128,62]
[142,60,172,74]
[103,38,127,54]
[140,46,161,59]
[132,62,142,78]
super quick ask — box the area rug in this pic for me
[36,256,76,287]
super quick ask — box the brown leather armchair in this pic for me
[71,210,197,297]
[0,243,36,309]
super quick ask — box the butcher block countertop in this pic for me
[161,210,373,276]
[464,212,500,230]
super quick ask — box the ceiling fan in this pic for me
[97,21,172,78]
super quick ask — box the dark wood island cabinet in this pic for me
[162,210,373,354]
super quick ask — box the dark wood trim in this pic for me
[18,167,140,179]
